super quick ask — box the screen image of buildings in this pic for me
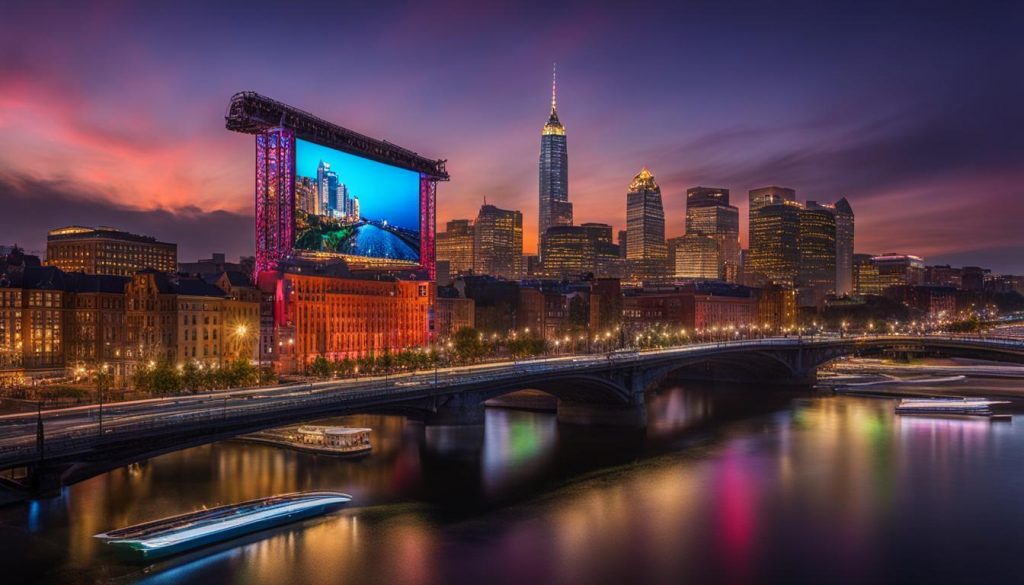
[293,139,422,264]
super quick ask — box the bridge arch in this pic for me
[477,374,635,406]
[639,350,809,390]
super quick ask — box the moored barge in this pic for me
[238,426,372,456]
[895,397,1010,417]
[95,491,351,558]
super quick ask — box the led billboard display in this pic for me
[294,138,421,264]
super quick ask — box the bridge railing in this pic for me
[1,334,1021,469]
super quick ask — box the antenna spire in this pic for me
[551,62,558,114]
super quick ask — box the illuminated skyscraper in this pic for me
[797,202,837,306]
[296,177,317,215]
[686,186,731,208]
[872,254,925,289]
[338,183,350,217]
[316,161,339,214]
[672,234,720,280]
[541,226,592,279]
[437,219,475,275]
[626,167,667,283]
[473,204,523,279]
[539,65,571,256]
[853,253,883,295]
[747,200,801,287]
[540,222,622,279]
[685,186,739,282]
[748,186,796,216]
[833,197,855,295]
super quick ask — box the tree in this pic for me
[181,362,205,393]
[947,317,984,333]
[309,355,332,379]
[335,357,356,377]
[226,358,258,387]
[258,366,277,385]
[138,360,183,396]
[94,369,113,397]
[452,327,485,362]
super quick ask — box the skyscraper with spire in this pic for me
[539,64,571,259]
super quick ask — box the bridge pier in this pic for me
[0,462,71,504]
[27,464,68,497]
[556,400,647,428]
[421,393,486,458]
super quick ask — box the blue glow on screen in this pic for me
[295,139,421,262]
[296,139,420,230]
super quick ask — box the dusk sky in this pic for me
[2,1,1022,271]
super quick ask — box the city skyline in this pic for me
[1,2,1022,271]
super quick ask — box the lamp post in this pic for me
[434,347,441,388]
[98,364,107,436]
[36,400,44,460]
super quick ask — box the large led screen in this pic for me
[294,138,421,264]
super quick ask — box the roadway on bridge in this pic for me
[1,335,1020,470]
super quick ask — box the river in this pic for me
[342,223,419,261]
[3,374,1024,584]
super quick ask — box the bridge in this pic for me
[1,335,1022,500]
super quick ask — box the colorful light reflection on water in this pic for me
[3,386,1024,584]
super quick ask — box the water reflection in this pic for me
[4,384,1024,584]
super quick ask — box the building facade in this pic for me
[756,284,797,331]
[65,273,129,379]
[853,253,884,295]
[626,167,667,284]
[685,187,740,281]
[124,271,179,364]
[0,256,67,384]
[541,226,593,279]
[473,204,523,279]
[46,226,177,277]
[436,219,476,275]
[747,200,801,287]
[265,270,433,371]
[833,198,855,295]
[435,295,475,338]
[540,223,621,279]
[872,254,925,290]
[622,284,757,331]
[797,202,837,306]
[671,234,720,280]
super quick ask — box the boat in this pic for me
[895,397,1010,417]
[95,491,351,558]
[237,425,372,457]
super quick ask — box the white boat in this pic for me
[239,426,372,456]
[895,397,1010,416]
[95,491,351,558]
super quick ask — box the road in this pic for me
[1,335,1022,467]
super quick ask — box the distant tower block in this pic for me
[255,127,295,274]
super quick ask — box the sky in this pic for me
[296,139,421,231]
[1,0,1022,272]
